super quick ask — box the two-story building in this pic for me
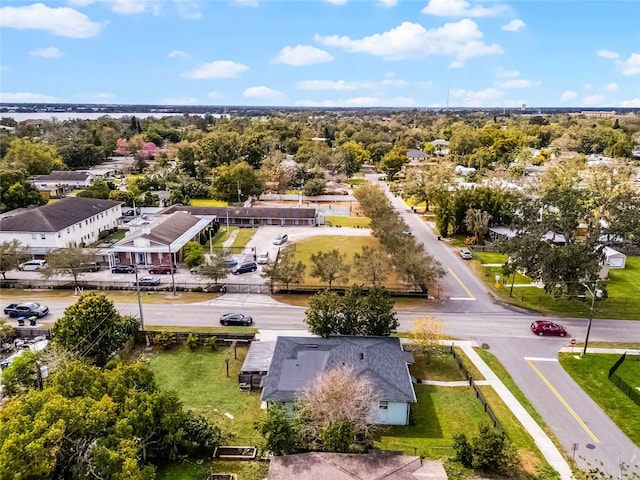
[0,197,122,256]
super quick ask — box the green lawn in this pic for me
[66,189,85,197]
[155,459,269,480]
[606,256,640,308]
[148,345,264,440]
[324,215,370,227]
[559,353,640,446]
[210,227,256,249]
[191,199,228,207]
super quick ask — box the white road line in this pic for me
[450,297,477,301]
[524,357,559,362]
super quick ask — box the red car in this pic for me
[530,320,567,337]
[148,264,176,275]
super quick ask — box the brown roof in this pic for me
[32,170,93,182]
[0,197,121,233]
[115,212,200,246]
[162,205,316,219]
[268,452,447,480]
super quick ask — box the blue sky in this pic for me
[1,0,639,108]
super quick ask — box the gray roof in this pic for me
[261,336,416,403]
[114,212,201,246]
[162,205,316,219]
[0,197,121,233]
[407,148,427,159]
[32,170,93,182]
[241,341,275,374]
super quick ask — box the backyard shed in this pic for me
[602,246,626,269]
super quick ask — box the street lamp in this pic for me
[580,280,599,356]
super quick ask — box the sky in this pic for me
[0,0,639,108]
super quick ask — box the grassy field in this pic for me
[148,345,264,440]
[0,288,222,305]
[190,199,228,207]
[155,459,269,480]
[324,215,370,227]
[210,226,256,249]
[559,353,640,446]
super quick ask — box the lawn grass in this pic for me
[148,345,264,440]
[615,355,640,387]
[346,178,366,186]
[409,352,467,382]
[231,228,257,248]
[210,226,256,249]
[0,288,222,305]
[155,459,268,480]
[144,325,258,334]
[559,353,640,446]
[324,215,370,228]
[66,189,85,197]
[190,199,228,207]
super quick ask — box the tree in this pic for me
[197,250,233,284]
[42,244,99,287]
[310,249,350,289]
[302,177,326,196]
[453,423,520,474]
[210,161,263,203]
[409,316,445,364]
[261,246,306,290]
[51,293,135,367]
[359,286,399,336]
[352,245,391,286]
[296,365,382,452]
[0,239,30,279]
[1,349,39,396]
[378,146,407,181]
[1,137,65,175]
[254,403,299,455]
[304,289,342,338]
[336,141,370,178]
[464,208,491,245]
[183,241,204,268]
[0,169,45,213]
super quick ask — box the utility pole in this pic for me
[168,244,176,296]
[237,181,242,205]
[581,280,598,356]
[134,262,145,330]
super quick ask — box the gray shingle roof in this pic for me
[32,170,93,182]
[0,197,121,232]
[114,212,200,246]
[261,336,416,403]
[162,205,316,219]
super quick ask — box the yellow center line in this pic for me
[447,268,475,299]
[526,359,600,443]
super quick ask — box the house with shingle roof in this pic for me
[0,197,122,255]
[161,205,318,227]
[110,211,216,267]
[260,336,416,425]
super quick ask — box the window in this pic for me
[32,233,38,240]
[379,401,388,410]
[40,234,46,240]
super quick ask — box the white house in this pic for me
[602,246,626,269]
[31,170,96,192]
[260,336,416,426]
[0,197,122,256]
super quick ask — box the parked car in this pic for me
[273,233,288,245]
[231,261,258,274]
[530,320,567,337]
[148,264,176,275]
[135,275,161,286]
[4,302,49,318]
[111,264,135,274]
[402,230,412,235]
[18,260,47,271]
[219,313,253,326]
[459,248,473,260]
[79,262,101,272]
[256,251,270,264]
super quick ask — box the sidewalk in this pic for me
[453,340,574,480]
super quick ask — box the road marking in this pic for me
[526,359,600,443]
[450,297,477,301]
[524,357,559,362]
[447,268,475,299]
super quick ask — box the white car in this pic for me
[256,251,270,264]
[273,233,288,245]
[18,260,47,271]
[459,248,473,260]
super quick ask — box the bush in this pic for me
[451,423,520,475]
[204,337,218,351]
[186,332,199,350]
[154,330,177,349]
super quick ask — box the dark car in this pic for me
[231,261,258,275]
[148,264,177,275]
[219,313,253,326]
[530,320,567,337]
[112,264,135,274]
[4,302,49,318]
[79,262,101,272]
[135,275,161,286]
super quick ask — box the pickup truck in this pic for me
[3,302,49,318]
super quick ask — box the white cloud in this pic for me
[74,92,115,102]
[168,50,189,58]
[297,80,371,91]
[497,68,519,78]
[234,0,259,6]
[448,60,464,68]
[243,86,285,100]
[111,0,148,15]
[583,83,593,90]
[603,83,618,92]
[616,98,640,107]
[182,60,249,79]
[315,19,502,62]
[620,53,640,75]
[560,91,577,101]
[381,77,408,87]
[273,45,334,66]
[379,0,398,7]
[0,3,103,38]
[67,0,95,5]
[208,91,225,99]
[597,49,619,59]
[0,92,61,103]
[95,92,114,100]
[582,95,605,106]
[175,1,203,20]
[162,96,199,105]
[295,96,416,107]
[325,0,348,4]
[502,19,525,32]
[422,0,509,17]
[496,79,540,88]
[449,88,503,106]
[29,47,63,58]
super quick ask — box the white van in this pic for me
[18,260,47,271]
